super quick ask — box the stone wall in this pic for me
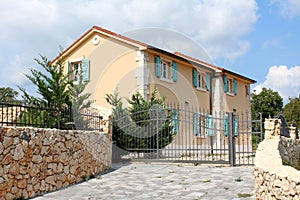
[254,119,300,199]
[0,126,112,200]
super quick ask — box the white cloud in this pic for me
[0,0,258,90]
[253,65,300,103]
[271,0,300,18]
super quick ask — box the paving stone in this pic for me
[33,163,255,200]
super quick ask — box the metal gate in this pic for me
[112,104,262,166]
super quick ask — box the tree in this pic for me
[18,54,93,129]
[106,89,174,155]
[283,97,300,127]
[19,55,72,109]
[0,87,19,103]
[71,75,94,130]
[251,87,283,120]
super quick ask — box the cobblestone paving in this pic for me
[34,163,255,200]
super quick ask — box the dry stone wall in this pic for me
[254,119,300,199]
[0,126,112,200]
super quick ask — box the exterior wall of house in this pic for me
[62,33,140,116]
[146,51,211,110]
[222,75,251,114]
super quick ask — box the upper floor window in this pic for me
[223,76,237,95]
[162,61,171,80]
[192,69,210,91]
[68,59,90,84]
[155,56,178,82]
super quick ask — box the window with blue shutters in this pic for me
[193,113,199,135]
[224,76,228,93]
[224,115,229,136]
[233,79,237,95]
[206,115,214,136]
[193,69,198,87]
[193,69,210,91]
[68,58,90,84]
[82,59,90,82]
[155,56,161,78]
[171,109,179,134]
[205,73,211,91]
[234,116,239,136]
[224,76,237,95]
[193,113,209,137]
[172,61,178,82]
[156,56,178,82]
[67,61,71,81]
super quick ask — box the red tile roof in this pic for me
[173,52,224,71]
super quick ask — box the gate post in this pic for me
[228,112,236,166]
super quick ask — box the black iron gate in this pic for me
[112,105,262,166]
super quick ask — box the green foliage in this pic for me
[106,89,174,153]
[0,87,19,103]
[251,88,283,120]
[18,55,72,109]
[18,54,93,130]
[71,75,95,130]
[283,97,300,128]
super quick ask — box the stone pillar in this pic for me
[289,126,297,140]
[264,119,281,139]
[135,50,149,100]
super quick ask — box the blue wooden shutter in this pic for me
[193,69,198,87]
[206,115,214,136]
[155,56,161,78]
[223,76,228,93]
[193,113,199,135]
[172,61,178,82]
[224,115,228,136]
[234,116,239,136]
[172,109,179,134]
[233,79,238,95]
[67,61,71,81]
[82,59,90,81]
[205,73,211,91]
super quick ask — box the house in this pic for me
[52,26,255,117]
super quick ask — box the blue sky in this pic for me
[0,0,299,103]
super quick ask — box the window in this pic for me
[155,56,178,82]
[223,76,237,95]
[192,69,210,91]
[71,62,82,83]
[224,115,239,136]
[197,73,205,89]
[193,113,214,137]
[162,61,170,79]
[68,59,90,83]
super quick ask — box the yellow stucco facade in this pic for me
[53,26,255,118]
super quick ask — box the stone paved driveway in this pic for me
[34,163,255,200]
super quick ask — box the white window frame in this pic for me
[69,58,84,85]
[226,77,234,95]
[160,59,173,82]
[195,113,208,138]
[197,72,206,90]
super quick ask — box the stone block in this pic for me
[2,136,13,149]
[17,179,27,189]
[13,144,24,161]
[32,155,42,163]
[45,176,56,186]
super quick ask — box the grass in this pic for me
[201,179,211,183]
